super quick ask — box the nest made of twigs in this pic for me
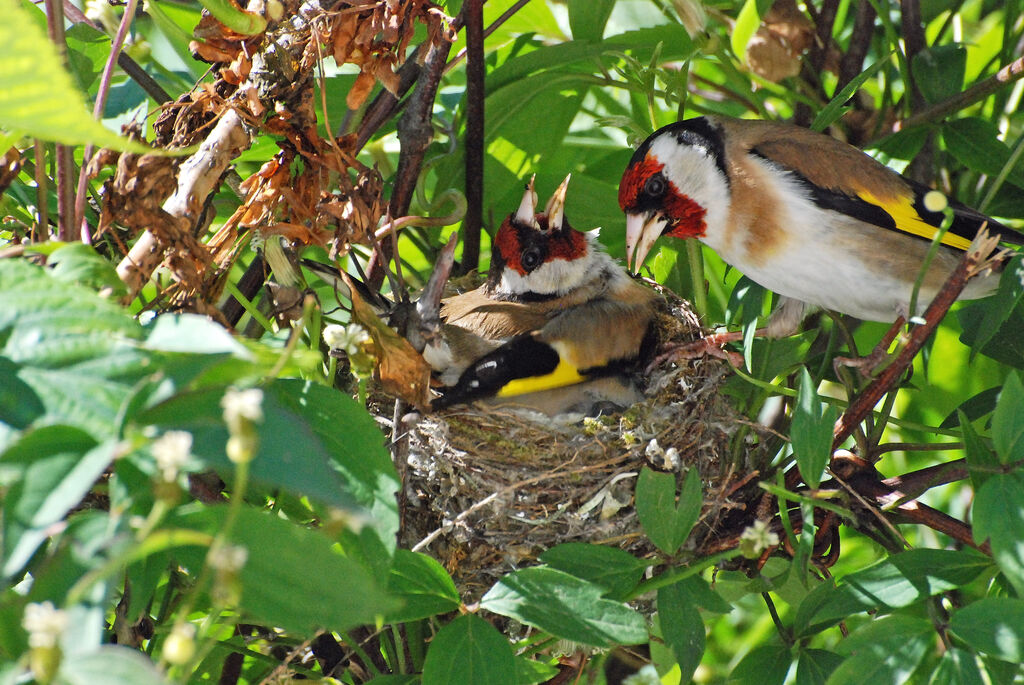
[395,294,773,597]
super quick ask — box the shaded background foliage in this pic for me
[2,0,1024,683]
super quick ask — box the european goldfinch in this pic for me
[428,176,660,412]
[305,177,661,414]
[619,115,1023,337]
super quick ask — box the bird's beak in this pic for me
[515,175,540,228]
[625,211,668,273]
[545,174,571,231]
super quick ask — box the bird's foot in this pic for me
[833,316,906,378]
[648,331,746,371]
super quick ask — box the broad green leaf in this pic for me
[991,372,1024,465]
[64,23,112,94]
[949,598,1024,662]
[827,615,932,685]
[958,255,1024,366]
[942,118,1024,189]
[940,388,1000,428]
[43,243,125,295]
[794,549,991,636]
[568,0,615,41]
[384,550,460,623]
[668,575,733,614]
[1,428,114,578]
[481,567,648,647]
[912,45,967,104]
[421,614,517,685]
[137,381,388,530]
[142,314,251,356]
[972,472,1024,594]
[174,507,398,633]
[635,467,702,555]
[59,645,170,685]
[928,647,984,685]
[657,582,705,682]
[539,543,647,598]
[730,644,792,685]
[796,649,844,685]
[0,0,161,152]
[487,25,695,94]
[0,260,148,440]
[791,369,837,489]
[514,656,560,685]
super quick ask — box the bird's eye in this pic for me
[644,173,666,198]
[520,246,543,272]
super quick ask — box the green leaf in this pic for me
[1,428,114,578]
[730,645,792,685]
[942,118,1024,189]
[384,550,461,623]
[732,0,770,63]
[940,388,1000,429]
[827,615,932,685]
[949,598,1024,662]
[812,57,888,132]
[794,549,991,636]
[539,543,647,598]
[796,649,844,685]
[657,582,705,681]
[958,256,1024,366]
[791,368,837,489]
[44,243,127,296]
[928,647,984,685]
[991,372,1024,465]
[635,467,702,555]
[912,45,967,104]
[421,614,517,685]
[972,472,1024,594]
[568,0,615,41]
[0,0,163,152]
[514,656,560,685]
[58,645,171,685]
[174,507,398,633]
[0,260,149,440]
[480,567,648,647]
[139,379,398,543]
[959,411,1000,489]
[142,314,251,356]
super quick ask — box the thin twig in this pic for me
[461,0,484,275]
[43,0,75,241]
[74,0,139,242]
[891,55,1024,133]
[832,231,1002,449]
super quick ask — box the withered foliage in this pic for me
[93,0,453,316]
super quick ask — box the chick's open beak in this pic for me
[545,174,571,231]
[625,211,668,273]
[515,175,540,228]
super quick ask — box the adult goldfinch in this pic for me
[619,115,1023,337]
[428,176,660,412]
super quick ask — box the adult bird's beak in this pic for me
[625,211,668,273]
[515,175,540,228]
[545,174,571,231]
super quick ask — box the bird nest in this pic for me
[394,295,773,598]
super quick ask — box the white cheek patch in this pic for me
[497,257,592,296]
[649,136,730,231]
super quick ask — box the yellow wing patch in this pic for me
[856,189,972,251]
[496,340,588,397]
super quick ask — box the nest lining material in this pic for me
[397,299,772,596]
